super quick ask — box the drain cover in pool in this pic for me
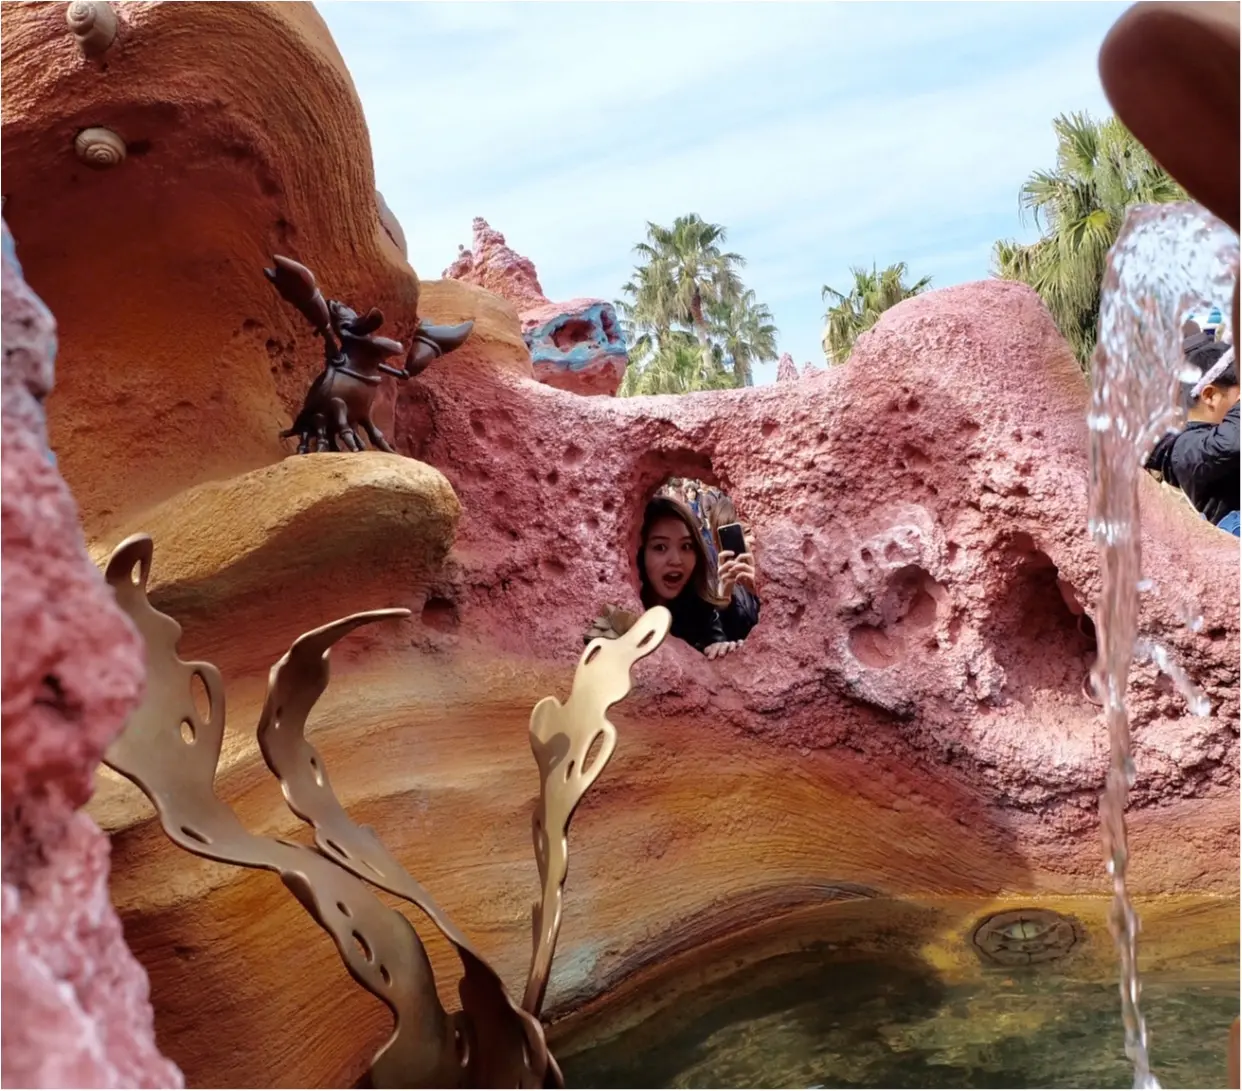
[972,908,1080,965]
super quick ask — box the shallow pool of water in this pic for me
[552,899,1238,1089]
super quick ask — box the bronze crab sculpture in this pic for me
[265,255,473,454]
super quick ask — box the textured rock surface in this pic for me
[445,218,628,395]
[775,352,800,382]
[444,217,547,312]
[397,277,1240,866]
[98,273,1227,1091]
[4,5,1235,1088]
[88,220,1242,1090]
[1,222,181,1088]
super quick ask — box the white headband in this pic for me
[1191,346,1235,399]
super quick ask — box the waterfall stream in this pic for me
[1089,201,1237,1089]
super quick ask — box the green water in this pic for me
[556,942,1239,1089]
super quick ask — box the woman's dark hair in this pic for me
[1181,339,1238,407]
[638,495,727,608]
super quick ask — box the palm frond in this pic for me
[996,111,1188,369]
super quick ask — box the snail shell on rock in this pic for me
[75,127,126,168]
[66,0,118,56]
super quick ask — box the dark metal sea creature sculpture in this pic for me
[265,255,473,454]
[102,534,671,1087]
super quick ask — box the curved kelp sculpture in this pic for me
[523,620,667,1015]
[102,535,671,1088]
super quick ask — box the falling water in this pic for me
[1089,202,1238,1090]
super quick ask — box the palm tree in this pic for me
[629,215,746,378]
[615,265,666,372]
[617,214,780,395]
[706,290,779,386]
[992,111,1187,369]
[619,332,736,396]
[821,262,932,365]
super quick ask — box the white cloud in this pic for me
[318,1,1127,379]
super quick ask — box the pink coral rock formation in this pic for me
[775,352,800,382]
[802,359,824,379]
[444,218,628,396]
[405,276,1239,894]
[1,222,181,1088]
[443,217,548,312]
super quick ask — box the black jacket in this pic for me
[1147,403,1239,525]
[720,586,761,642]
[664,587,760,652]
[664,590,727,653]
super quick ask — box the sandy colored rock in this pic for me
[417,277,534,382]
[0,0,418,543]
[2,220,181,1088]
[88,453,460,677]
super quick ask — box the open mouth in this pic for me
[660,572,686,593]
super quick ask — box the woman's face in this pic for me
[643,516,697,602]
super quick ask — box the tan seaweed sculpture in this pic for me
[522,613,669,1015]
[102,534,670,1089]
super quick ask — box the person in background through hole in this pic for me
[636,495,747,658]
[707,495,761,641]
[1146,333,1240,535]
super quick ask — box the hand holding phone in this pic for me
[716,523,757,599]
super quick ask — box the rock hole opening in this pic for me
[847,565,948,669]
[552,319,596,350]
[613,463,762,658]
[599,307,621,345]
[421,595,459,632]
[986,534,1098,707]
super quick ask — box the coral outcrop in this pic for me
[445,218,628,396]
[2,4,1236,1088]
[775,352,800,382]
[443,217,547,311]
[2,222,181,1088]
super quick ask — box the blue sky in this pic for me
[317,1,1127,385]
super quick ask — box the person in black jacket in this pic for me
[1147,337,1240,534]
[638,495,743,659]
[707,495,761,641]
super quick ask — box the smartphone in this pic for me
[717,522,747,557]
